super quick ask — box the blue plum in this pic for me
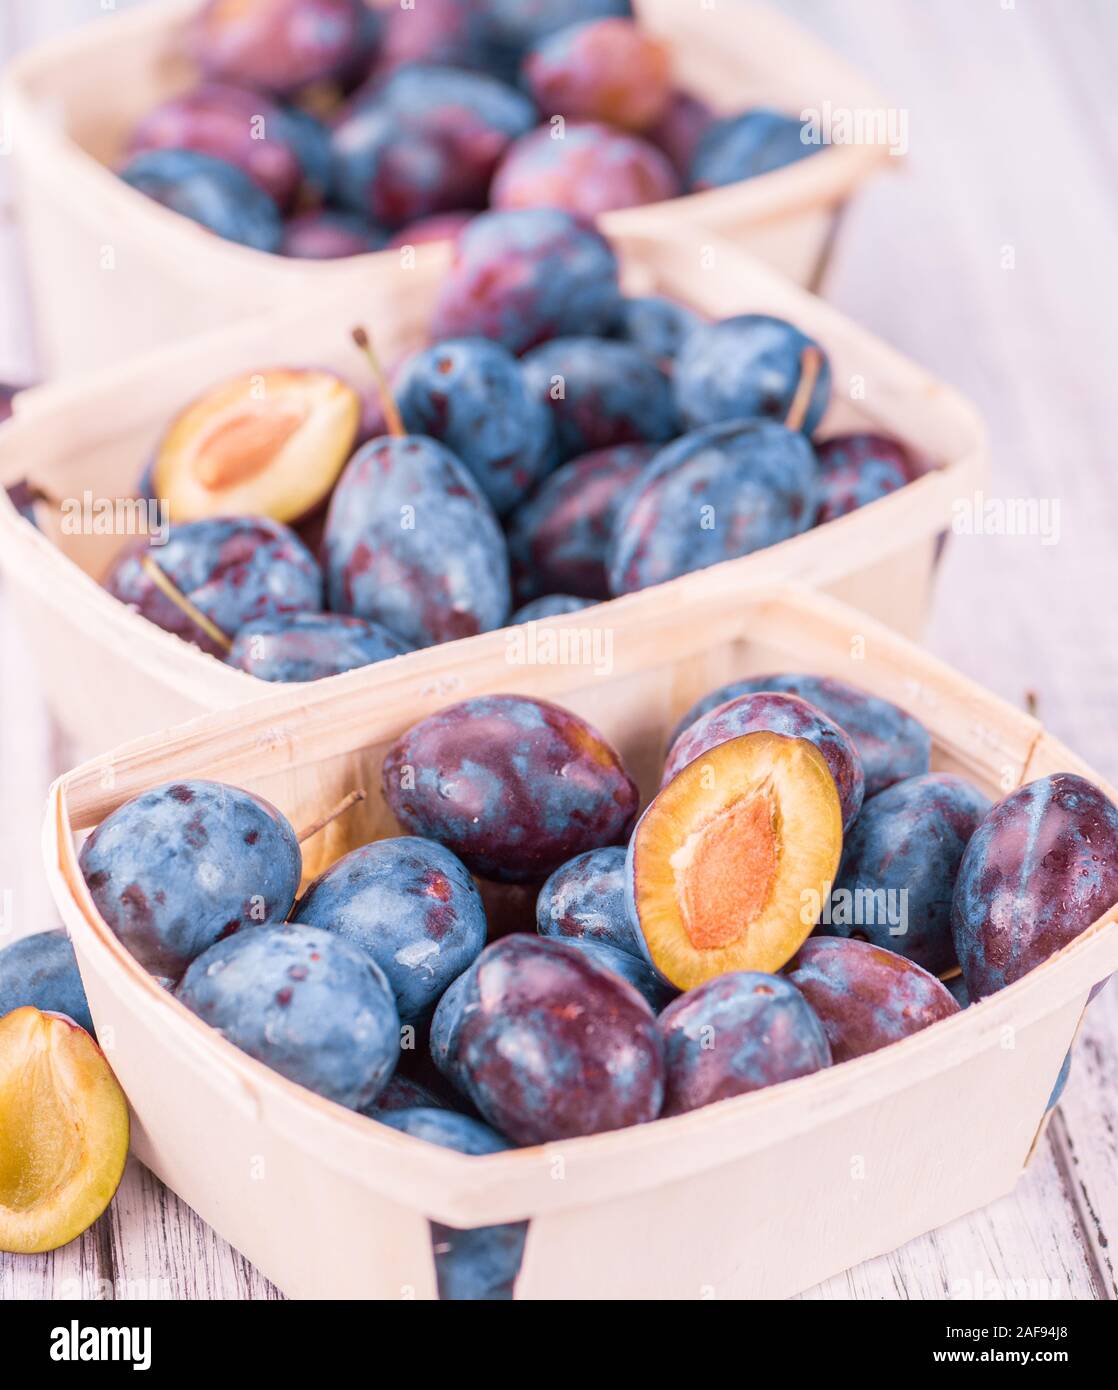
[612,295,702,369]
[79,780,301,979]
[128,84,315,212]
[522,17,672,132]
[952,774,1118,1000]
[429,968,473,1096]
[323,434,510,647]
[690,108,821,189]
[294,837,487,1023]
[659,972,831,1115]
[431,208,621,354]
[484,0,634,77]
[649,90,715,178]
[365,1071,448,1115]
[786,937,959,1063]
[190,0,381,102]
[535,845,641,955]
[520,336,677,462]
[827,774,992,974]
[105,517,323,657]
[490,121,679,219]
[331,65,535,226]
[674,314,831,435]
[379,0,495,74]
[280,209,387,259]
[378,1107,527,1301]
[227,611,411,682]
[815,433,921,525]
[560,937,677,1013]
[0,932,94,1036]
[395,337,557,515]
[507,443,655,601]
[177,923,399,1110]
[119,149,283,252]
[662,689,865,831]
[670,673,931,799]
[509,594,594,623]
[607,420,820,595]
[454,934,665,1142]
[381,694,638,882]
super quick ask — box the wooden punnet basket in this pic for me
[0,228,985,761]
[2,0,895,377]
[43,583,1118,1300]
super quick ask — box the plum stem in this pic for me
[938,965,962,982]
[297,788,366,843]
[139,553,233,654]
[785,346,823,432]
[351,326,406,438]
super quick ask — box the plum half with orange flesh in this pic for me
[0,1008,129,1254]
[627,731,843,990]
[151,368,360,524]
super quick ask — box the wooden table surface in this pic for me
[2,0,1116,1300]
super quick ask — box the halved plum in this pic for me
[0,1009,129,1254]
[628,731,843,990]
[151,368,360,524]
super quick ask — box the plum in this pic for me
[662,690,865,831]
[785,937,960,1063]
[331,66,535,226]
[190,0,381,102]
[670,673,931,800]
[509,594,594,623]
[227,611,411,681]
[0,383,15,423]
[149,367,361,525]
[649,91,715,178]
[280,209,387,258]
[386,211,476,248]
[952,774,1118,1000]
[536,845,641,955]
[322,434,510,647]
[177,923,399,1110]
[0,1009,128,1254]
[659,972,831,1115]
[382,694,638,882]
[329,104,475,229]
[378,1107,527,1301]
[105,517,323,657]
[128,84,315,212]
[490,122,679,219]
[431,208,621,354]
[0,931,94,1036]
[611,295,702,370]
[522,18,672,131]
[629,732,844,990]
[690,108,820,189]
[520,336,677,462]
[507,443,654,601]
[119,149,284,252]
[607,420,820,595]
[674,314,831,434]
[484,0,634,78]
[379,0,495,74]
[454,934,664,1142]
[429,968,473,1096]
[365,1072,447,1115]
[827,774,992,974]
[294,837,487,1023]
[560,937,676,1013]
[395,337,557,515]
[79,780,301,979]
[1047,1050,1073,1112]
[815,433,921,525]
